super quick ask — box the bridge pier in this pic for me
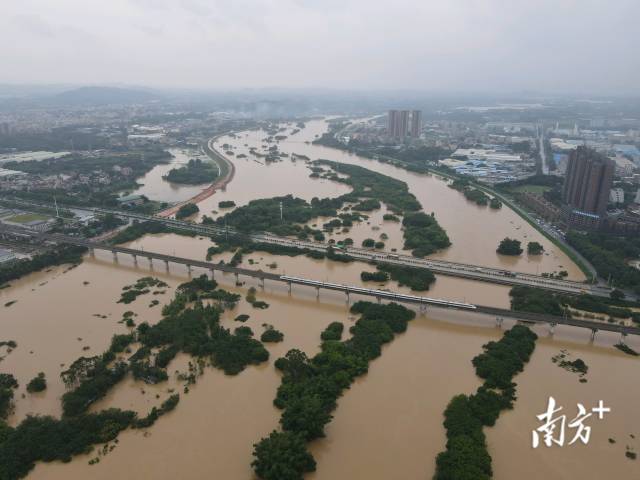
[89,248,95,257]
[345,290,350,304]
[147,256,153,269]
[210,268,215,279]
[419,303,427,314]
[234,272,239,284]
[316,286,320,299]
[260,277,265,289]
[620,332,627,345]
[187,264,192,276]
[549,323,556,336]
[132,254,137,266]
[287,282,292,295]
[165,260,170,272]
[376,296,381,304]
[590,328,598,342]
[496,317,504,328]
[112,251,118,261]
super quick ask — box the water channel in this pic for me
[2,119,637,479]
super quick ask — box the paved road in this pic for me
[3,198,614,298]
[5,224,636,338]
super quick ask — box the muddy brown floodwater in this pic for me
[1,120,638,479]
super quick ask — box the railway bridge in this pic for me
[2,198,613,297]
[2,225,638,341]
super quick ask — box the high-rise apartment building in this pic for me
[387,110,421,138]
[562,146,614,227]
[410,110,422,137]
[387,110,401,137]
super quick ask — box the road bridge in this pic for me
[2,198,613,297]
[2,224,638,340]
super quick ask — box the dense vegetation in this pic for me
[509,286,565,316]
[218,200,236,208]
[566,231,640,291]
[360,271,389,283]
[108,220,196,245]
[314,160,421,213]
[489,197,502,209]
[377,263,436,291]
[434,326,538,480]
[252,302,415,480]
[252,430,316,480]
[402,212,451,257]
[509,286,639,323]
[215,194,341,235]
[0,409,136,479]
[0,245,86,286]
[0,374,18,419]
[26,373,47,393]
[0,274,275,478]
[213,160,450,257]
[320,322,344,341]
[163,159,218,185]
[216,160,435,240]
[261,327,284,343]
[175,203,199,220]
[496,238,522,256]
[527,241,544,255]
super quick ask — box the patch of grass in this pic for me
[5,213,50,224]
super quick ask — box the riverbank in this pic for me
[156,137,236,218]
[315,131,594,281]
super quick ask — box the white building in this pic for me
[610,188,625,204]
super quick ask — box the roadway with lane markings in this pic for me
[3,197,612,297]
[2,224,636,339]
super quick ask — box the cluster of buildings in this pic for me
[512,146,640,234]
[440,146,534,184]
[387,110,422,139]
[0,166,130,193]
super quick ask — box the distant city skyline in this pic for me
[1,0,639,94]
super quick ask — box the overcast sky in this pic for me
[1,0,638,94]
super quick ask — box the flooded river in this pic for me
[131,148,211,203]
[1,119,638,479]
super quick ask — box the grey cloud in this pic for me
[0,0,638,94]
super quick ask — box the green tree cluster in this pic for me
[261,327,284,343]
[175,203,199,220]
[402,212,451,257]
[320,322,344,341]
[163,159,218,185]
[252,302,415,480]
[377,263,435,291]
[527,241,544,255]
[26,373,46,393]
[0,374,18,420]
[566,231,640,291]
[360,271,389,283]
[434,326,538,480]
[497,238,522,256]
[0,246,86,286]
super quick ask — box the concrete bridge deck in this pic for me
[2,224,637,339]
[2,198,611,297]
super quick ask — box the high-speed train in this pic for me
[279,275,477,310]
